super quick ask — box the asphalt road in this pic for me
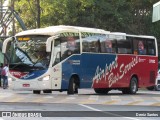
[0,88,160,120]
[0,102,159,120]
[0,88,160,106]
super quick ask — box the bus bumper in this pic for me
[10,80,51,90]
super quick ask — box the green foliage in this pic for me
[15,0,37,29]
[14,0,160,40]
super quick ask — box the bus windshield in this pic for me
[9,35,51,71]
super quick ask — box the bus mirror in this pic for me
[46,36,57,52]
[2,37,14,53]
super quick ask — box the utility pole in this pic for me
[0,0,2,20]
[11,0,15,35]
[37,0,40,28]
[0,0,4,36]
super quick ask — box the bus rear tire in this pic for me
[94,88,110,94]
[33,90,41,94]
[122,77,138,94]
[129,77,138,94]
[67,77,78,95]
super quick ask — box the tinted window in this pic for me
[147,40,156,55]
[82,33,106,53]
[100,36,116,53]
[54,32,80,61]
[60,36,80,60]
[133,38,147,55]
[117,39,132,54]
[82,33,116,53]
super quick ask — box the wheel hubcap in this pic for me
[132,81,137,92]
[73,82,76,91]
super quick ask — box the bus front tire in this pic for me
[130,77,138,94]
[33,90,41,94]
[67,77,78,95]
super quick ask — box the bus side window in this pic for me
[105,40,112,53]
[60,35,80,60]
[82,41,89,52]
[138,41,145,55]
[117,38,132,54]
[134,50,138,55]
[95,39,101,53]
[101,38,116,53]
[82,34,102,53]
[133,38,146,55]
[54,52,61,65]
[147,40,155,55]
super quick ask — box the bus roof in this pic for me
[15,25,110,36]
[15,25,156,40]
[107,32,155,39]
[126,34,156,39]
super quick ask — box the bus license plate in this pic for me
[23,84,30,87]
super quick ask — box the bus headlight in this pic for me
[38,75,50,81]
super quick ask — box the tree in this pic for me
[14,0,160,40]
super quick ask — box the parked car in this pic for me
[147,63,160,91]
[155,69,160,90]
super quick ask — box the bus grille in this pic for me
[150,71,155,84]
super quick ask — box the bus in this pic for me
[2,25,158,94]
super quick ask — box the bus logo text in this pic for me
[92,56,139,87]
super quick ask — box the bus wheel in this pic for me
[33,90,41,94]
[129,77,138,94]
[94,88,109,94]
[67,77,78,95]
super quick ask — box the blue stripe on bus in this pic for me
[61,53,117,89]
[20,70,47,80]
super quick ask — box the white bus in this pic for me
[2,25,158,94]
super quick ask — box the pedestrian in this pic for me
[0,63,3,87]
[1,64,9,89]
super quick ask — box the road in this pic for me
[0,88,160,120]
[0,88,160,106]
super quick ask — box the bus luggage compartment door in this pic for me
[51,77,61,90]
